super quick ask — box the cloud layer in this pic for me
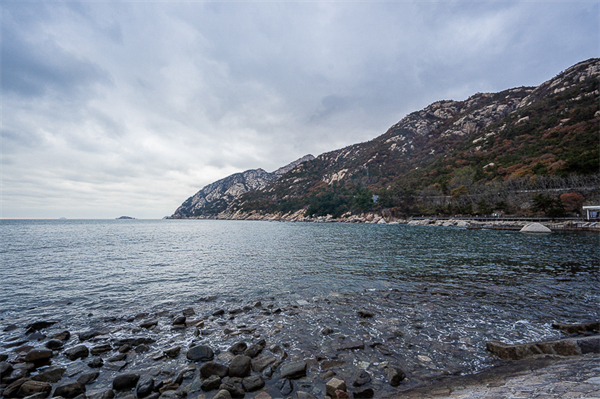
[1,1,598,218]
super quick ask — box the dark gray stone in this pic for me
[26,321,57,333]
[32,368,66,383]
[228,342,247,354]
[88,357,104,368]
[353,387,374,398]
[251,356,276,372]
[163,346,181,357]
[243,344,263,358]
[90,344,112,355]
[296,392,317,399]
[86,389,115,399]
[219,382,245,398]
[212,390,232,399]
[241,375,264,392]
[201,375,221,391]
[136,376,155,398]
[112,373,140,391]
[51,331,71,341]
[385,366,405,387]
[199,361,229,378]
[228,355,251,378]
[18,380,52,397]
[64,345,89,361]
[1,361,14,378]
[77,372,100,385]
[53,382,85,398]
[78,330,107,342]
[577,336,600,354]
[107,353,126,362]
[139,319,158,329]
[25,349,53,363]
[172,316,186,325]
[276,379,293,395]
[45,340,64,350]
[352,370,371,387]
[280,360,307,379]
[186,345,214,362]
[334,340,365,351]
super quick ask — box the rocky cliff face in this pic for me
[171,155,314,218]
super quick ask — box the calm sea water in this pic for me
[1,219,598,324]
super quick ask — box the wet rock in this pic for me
[3,324,19,332]
[200,361,229,378]
[241,375,264,392]
[45,340,64,350]
[352,370,371,387]
[276,379,293,395]
[243,343,263,358]
[136,376,155,398]
[334,340,364,351]
[64,345,89,361]
[254,393,271,399]
[228,342,247,354]
[51,331,71,341]
[182,308,195,316]
[4,378,29,397]
[212,309,225,316]
[53,382,85,398]
[77,372,99,385]
[326,378,346,396]
[219,381,245,398]
[0,353,8,361]
[172,316,186,326]
[88,357,104,368]
[90,344,112,355]
[107,353,126,362]
[28,332,46,342]
[186,345,214,362]
[385,366,406,387]
[212,390,232,399]
[104,361,127,371]
[296,392,317,399]
[26,321,57,333]
[280,360,307,379]
[136,344,150,353]
[201,375,222,391]
[321,327,334,335]
[1,361,14,378]
[357,310,374,318]
[352,387,374,398]
[86,389,115,399]
[164,346,181,358]
[228,355,251,378]
[140,319,158,329]
[251,355,276,372]
[18,380,52,397]
[113,373,140,391]
[32,367,66,383]
[25,349,53,363]
[158,391,184,399]
[118,344,133,353]
[78,329,107,342]
[113,337,155,347]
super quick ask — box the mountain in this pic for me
[173,58,599,220]
[170,154,314,218]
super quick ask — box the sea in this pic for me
[0,219,598,391]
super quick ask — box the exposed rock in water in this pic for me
[280,360,307,379]
[113,373,140,391]
[53,382,86,398]
[64,345,89,361]
[186,345,214,362]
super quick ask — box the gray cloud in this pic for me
[1,1,597,218]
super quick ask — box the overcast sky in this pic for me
[1,1,598,219]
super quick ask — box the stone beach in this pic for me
[1,290,598,399]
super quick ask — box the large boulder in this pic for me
[18,380,52,397]
[112,373,140,391]
[520,223,551,233]
[199,361,229,378]
[228,355,251,377]
[186,345,214,362]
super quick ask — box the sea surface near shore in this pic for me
[0,219,598,397]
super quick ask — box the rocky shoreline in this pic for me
[1,291,598,399]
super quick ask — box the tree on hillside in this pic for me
[560,192,585,214]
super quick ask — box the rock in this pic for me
[136,376,155,398]
[352,387,374,398]
[104,361,127,371]
[3,324,19,332]
[357,310,374,318]
[352,370,371,387]
[201,375,221,391]
[280,360,307,379]
[158,391,184,399]
[90,344,112,355]
[182,308,195,316]
[241,375,264,392]
[276,379,293,395]
[254,393,271,399]
[45,340,64,350]
[118,344,133,353]
[385,366,406,387]
[53,382,85,398]
[172,316,186,325]
[32,368,66,383]
[113,337,155,347]
[321,327,334,335]
[334,340,365,351]
[333,391,350,399]
[1,361,14,378]
[107,353,126,362]
[251,356,276,372]
[78,329,107,342]
[136,344,150,353]
[552,321,600,334]
[25,349,53,363]
[64,345,89,361]
[228,342,248,354]
[0,353,8,361]
[212,390,232,399]
[139,319,158,329]
[4,378,29,397]
[18,380,52,397]
[296,392,317,399]
[26,321,57,333]
[113,373,140,391]
[77,372,99,385]
[164,346,181,357]
[326,378,346,396]
[86,389,115,399]
[52,331,71,341]
[28,332,47,342]
[243,344,263,358]
[219,382,245,398]
[228,355,251,377]
[186,345,214,362]
[87,357,104,368]
[520,222,551,233]
[212,309,225,316]
[199,361,229,378]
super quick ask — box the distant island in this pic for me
[116,216,135,219]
